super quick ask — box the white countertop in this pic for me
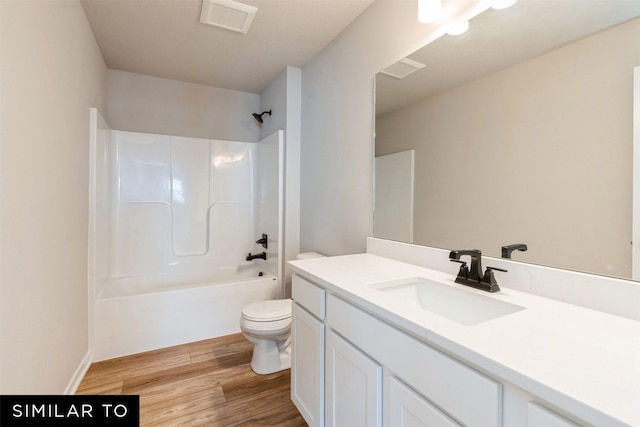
[288,253,640,427]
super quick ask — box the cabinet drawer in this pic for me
[292,274,326,319]
[327,294,501,427]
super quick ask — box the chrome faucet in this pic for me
[449,249,506,293]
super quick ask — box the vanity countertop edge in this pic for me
[288,253,640,427]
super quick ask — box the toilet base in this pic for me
[249,337,291,375]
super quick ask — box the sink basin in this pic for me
[369,277,525,326]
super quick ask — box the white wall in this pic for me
[107,69,262,142]
[255,131,284,278]
[0,0,107,393]
[260,67,302,296]
[300,0,486,256]
[88,108,111,356]
[376,18,639,278]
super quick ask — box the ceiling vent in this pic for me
[380,58,426,79]
[199,0,258,34]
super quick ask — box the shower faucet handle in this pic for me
[255,233,268,249]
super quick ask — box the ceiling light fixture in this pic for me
[447,21,469,36]
[418,0,442,23]
[492,0,518,10]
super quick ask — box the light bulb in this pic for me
[447,21,469,36]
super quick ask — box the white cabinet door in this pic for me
[291,302,325,427]
[386,375,461,427]
[326,329,382,427]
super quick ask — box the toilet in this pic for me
[240,251,324,374]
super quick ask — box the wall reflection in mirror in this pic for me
[374,0,640,280]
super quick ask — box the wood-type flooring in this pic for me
[77,333,307,426]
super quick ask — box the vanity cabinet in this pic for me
[326,293,501,427]
[291,273,499,426]
[291,275,326,427]
[288,248,639,427]
[291,272,598,427]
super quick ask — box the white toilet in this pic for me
[241,299,293,374]
[240,251,324,375]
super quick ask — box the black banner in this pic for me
[0,395,139,426]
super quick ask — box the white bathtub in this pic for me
[93,266,280,361]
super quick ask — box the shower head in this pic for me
[252,110,272,124]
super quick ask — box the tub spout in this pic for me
[246,252,267,261]
[501,243,528,259]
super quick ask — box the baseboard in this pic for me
[64,350,93,395]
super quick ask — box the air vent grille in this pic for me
[200,0,258,34]
[380,58,426,79]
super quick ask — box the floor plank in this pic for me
[140,383,226,426]
[76,333,306,426]
[76,380,123,396]
[202,384,295,426]
[222,370,292,403]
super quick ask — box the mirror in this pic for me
[374,0,640,279]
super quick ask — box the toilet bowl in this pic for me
[241,299,292,374]
[240,251,325,375]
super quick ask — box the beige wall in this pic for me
[1,0,107,393]
[107,70,261,142]
[300,0,485,256]
[376,18,640,278]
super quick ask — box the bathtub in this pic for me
[93,265,280,361]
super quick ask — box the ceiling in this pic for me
[81,0,374,94]
[376,0,640,117]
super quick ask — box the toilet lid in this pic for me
[242,299,292,321]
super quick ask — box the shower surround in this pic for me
[89,108,283,361]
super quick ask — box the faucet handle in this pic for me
[255,233,268,249]
[450,259,469,280]
[481,266,507,292]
